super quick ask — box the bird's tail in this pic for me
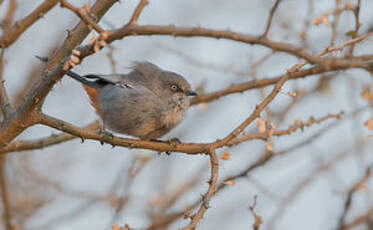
[64,70,102,89]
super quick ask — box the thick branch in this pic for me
[0,0,119,147]
[0,122,100,154]
[60,0,105,34]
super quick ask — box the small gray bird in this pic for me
[66,62,196,140]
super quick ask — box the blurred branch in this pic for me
[0,0,60,48]
[342,206,373,230]
[300,0,314,47]
[330,0,342,44]
[337,166,372,230]
[248,196,263,230]
[348,0,361,56]
[157,42,250,77]
[112,156,150,222]
[261,0,283,38]
[267,150,355,230]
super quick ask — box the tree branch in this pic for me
[108,25,322,65]
[0,122,100,154]
[337,166,372,230]
[261,0,283,38]
[0,0,60,48]
[0,49,12,117]
[128,0,149,25]
[0,0,119,147]
[183,148,219,230]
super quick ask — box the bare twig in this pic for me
[227,111,343,146]
[0,0,60,48]
[249,196,263,230]
[128,0,149,25]
[261,0,283,38]
[337,166,372,230]
[183,148,219,230]
[330,0,342,45]
[342,206,373,230]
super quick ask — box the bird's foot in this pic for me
[166,138,181,148]
[99,128,114,145]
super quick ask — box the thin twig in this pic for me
[183,148,219,230]
[128,0,149,25]
[261,0,283,38]
[226,111,343,146]
[342,206,373,230]
[337,166,372,230]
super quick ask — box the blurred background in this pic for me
[1,0,373,229]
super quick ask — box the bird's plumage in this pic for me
[65,62,194,139]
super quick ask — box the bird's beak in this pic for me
[188,90,198,96]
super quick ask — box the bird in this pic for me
[65,62,197,140]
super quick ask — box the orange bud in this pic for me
[221,153,231,160]
[364,118,373,131]
[266,141,273,151]
[288,92,297,98]
[223,180,235,186]
[257,118,266,133]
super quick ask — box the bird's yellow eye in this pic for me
[170,85,178,91]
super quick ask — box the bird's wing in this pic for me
[83,74,134,89]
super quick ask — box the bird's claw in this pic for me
[99,128,114,145]
[167,138,181,147]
